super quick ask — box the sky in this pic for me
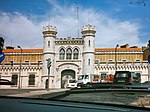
[0,0,150,48]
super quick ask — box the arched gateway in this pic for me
[61,70,75,88]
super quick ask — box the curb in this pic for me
[7,89,69,99]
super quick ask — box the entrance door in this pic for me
[61,70,75,88]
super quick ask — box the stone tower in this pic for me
[81,24,96,75]
[42,25,57,87]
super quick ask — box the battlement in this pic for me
[56,37,82,41]
[82,24,96,31]
[81,24,96,37]
[43,25,57,32]
[42,25,57,37]
[55,37,83,45]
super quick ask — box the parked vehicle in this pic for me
[0,79,14,85]
[141,81,150,86]
[66,79,77,88]
[77,74,100,87]
[113,71,140,85]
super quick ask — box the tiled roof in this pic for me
[95,48,142,52]
[3,47,142,53]
[3,49,43,53]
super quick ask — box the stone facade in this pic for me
[95,47,149,83]
[0,49,43,89]
[0,24,149,89]
[42,24,96,88]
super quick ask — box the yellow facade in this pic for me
[95,48,143,63]
[2,49,43,64]
[2,47,145,65]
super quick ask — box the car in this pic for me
[113,71,140,85]
[66,79,77,88]
[141,81,150,85]
[0,79,14,85]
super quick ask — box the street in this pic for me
[61,89,150,108]
[0,88,150,109]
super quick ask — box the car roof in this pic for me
[115,71,130,73]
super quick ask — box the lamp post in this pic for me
[17,46,22,89]
[115,44,119,71]
[46,58,52,90]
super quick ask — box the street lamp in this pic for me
[17,46,22,89]
[115,44,119,71]
[46,58,52,90]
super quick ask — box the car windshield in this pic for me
[85,75,89,79]
[0,0,150,110]
[69,80,76,83]
[115,73,129,78]
[78,75,84,80]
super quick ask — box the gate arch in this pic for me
[61,69,75,88]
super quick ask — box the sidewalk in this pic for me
[7,89,69,99]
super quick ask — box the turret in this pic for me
[42,25,57,53]
[42,25,57,88]
[82,24,96,75]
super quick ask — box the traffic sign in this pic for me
[148,55,150,63]
[0,52,5,63]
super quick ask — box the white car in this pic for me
[66,79,77,88]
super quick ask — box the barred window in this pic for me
[28,74,35,85]
[12,75,18,85]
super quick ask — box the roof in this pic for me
[3,49,43,53]
[3,47,142,53]
[95,48,142,52]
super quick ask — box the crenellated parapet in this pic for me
[81,24,96,37]
[55,37,83,45]
[42,25,57,38]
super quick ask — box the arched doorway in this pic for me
[61,70,75,88]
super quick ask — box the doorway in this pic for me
[61,70,75,88]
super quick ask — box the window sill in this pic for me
[28,85,35,87]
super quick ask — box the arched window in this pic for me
[88,59,90,65]
[88,40,90,46]
[59,48,65,60]
[48,41,50,47]
[66,48,72,60]
[73,48,79,59]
